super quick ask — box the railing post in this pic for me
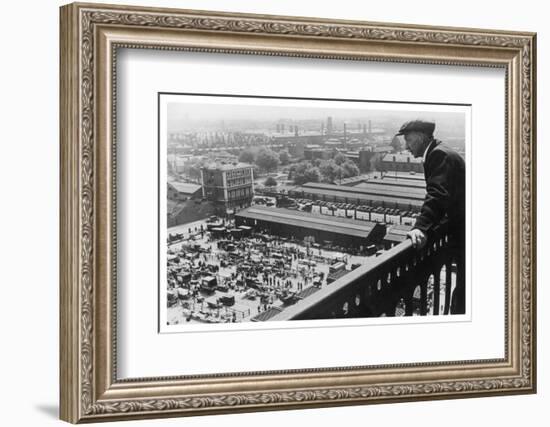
[433,269,440,315]
[404,293,414,316]
[452,255,466,314]
[444,261,452,315]
[420,282,428,315]
[377,275,393,317]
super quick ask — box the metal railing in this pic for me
[268,222,460,321]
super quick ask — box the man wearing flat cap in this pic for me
[397,119,466,314]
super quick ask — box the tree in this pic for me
[341,160,360,178]
[319,160,342,183]
[291,162,320,185]
[333,152,347,165]
[255,148,280,172]
[279,150,290,165]
[289,161,308,181]
[238,149,255,163]
[264,176,277,187]
[303,166,321,184]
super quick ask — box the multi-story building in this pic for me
[381,152,424,173]
[201,163,255,213]
[303,145,333,161]
[349,146,393,173]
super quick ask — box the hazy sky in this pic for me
[166,97,466,137]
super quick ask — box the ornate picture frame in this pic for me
[60,2,536,423]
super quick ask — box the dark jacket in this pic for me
[414,140,465,248]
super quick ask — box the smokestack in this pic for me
[343,122,347,148]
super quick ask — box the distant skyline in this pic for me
[167,97,467,140]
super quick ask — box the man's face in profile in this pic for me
[404,131,426,158]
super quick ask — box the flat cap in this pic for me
[396,120,435,136]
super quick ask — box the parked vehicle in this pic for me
[200,276,217,293]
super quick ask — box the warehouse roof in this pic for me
[384,224,414,242]
[296,182,426,201]
[354,179,426,190]
[290,187,424,208]
[236,206,381,239]
[339,175,369,185]
[381,171,425,181]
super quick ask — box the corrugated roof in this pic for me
[384,224,414,242]
[290,187,424,207]
[236,206,380,238]
[385,224,414,236]
[339,176,367,185]
[354,179,426,190]
[298,182,426,201]
[381,172,425,181]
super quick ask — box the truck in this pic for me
[329,261,346,273]
[200,276,217,293]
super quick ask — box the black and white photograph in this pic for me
[160,94,469,330]
[2,0,541,424]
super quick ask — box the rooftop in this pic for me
[372,145,393,153]
[384,224,414,242]
[291,186,424,207]
[300,182,426,200]
[339,176,368,185]
[386,224,414,235]
[168,182,202,194]
[203,162,254,171]
[236,206,380,239]
[354,179,426,190]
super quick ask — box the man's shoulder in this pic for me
[427,141,464,164]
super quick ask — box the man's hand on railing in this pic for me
[407,229,427,249]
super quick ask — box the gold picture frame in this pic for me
[60,2,536,423]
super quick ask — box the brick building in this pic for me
[201,163,255,213]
